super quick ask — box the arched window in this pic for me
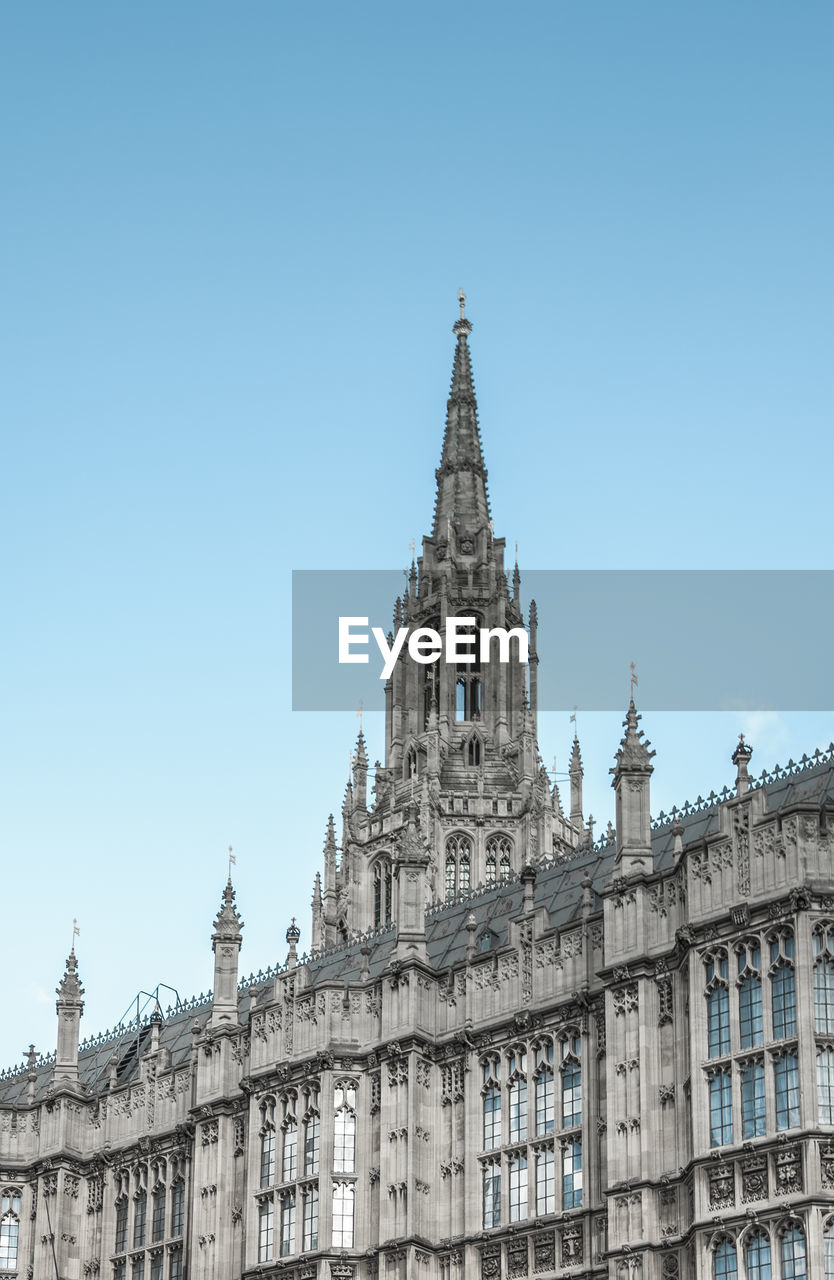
[561,1138,582,1208]
[714,1238,737,1278]
[745,1228,771,1280]
[258,1126,275,1182]
[133,1188,147,1248]
[373,857,393,927]
[465,734,481,767]
[282,1116,298,1181]
[280,1190,296,1257]
[302,1185,319,1251]
[334,1081,356,1173]
[740,1061,765,1138]
[814,925,834,1033]
[482,1159,501,1229]
[561,1033,582,1127]
[171,1179,185,1237]
[453,616,481,720]
[486,834,512,887]
[780,1223,807,1280]
[705,950,730,1057]
[824,1216,834,1279]
[769,928,796,1038]
[736,941,763,1048]
[774,1050,800,1130]
[534,1041,554,1134]
[709,1067,732,1146]
[0,1191,20,1271]
[535,1145,555,1215]
[332,1182,354,1247]
[404,746,418,784]
[303,1095,320,1175]
[508,1153,528,1223]
[507,1047,528,1142]
[151,1181,166,1243]
[115,1195,128,1253]
[482,1057,501,1149]
[445,833,473,902]
[258,1199,274,1262]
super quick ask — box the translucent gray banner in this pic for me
[292,570,834,712]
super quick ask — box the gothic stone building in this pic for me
[2,306,834,1280]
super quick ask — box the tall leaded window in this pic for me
[714,1239,738,1278]
[454,616,481,721]
[769,930,796,1038]
[745,1229,771,1280]
[737,942,763,1048]
[132,1259,145,1280]
[0,1191,20,1271]
[486,835,512,888]
[820,1047,834,1124]
[332,1182,354,1247]
[334,1081,357,1172]
[304,1105,320,1175]
[303,1186,319,1251]
[509,1154,528,1223]
[373,858,393,927]
[151,1183,166,1242]
[534,1042,554,1134]
[258,1199,274,1262]
[170,1253,183,1280]
[781,1224,807,1279]
[483,1058,501,1149]
[149,1256,163,1280]
[115,1196,128,1252]
[260,1097,276,1187]
[535,1145,555,1215]
[482,1159,501,1229]
[133,1189,147,1248]
[507,1048,528,1143]
[561,1034,582,1127]
[171,1179,185,1237]
[114,1263,126,1280]
[562,1139,582,1209]
[282,1117,298,1182]
[705,950,730,1057]
[280,1190,296,1257]
[775,1050,800,1130]
[740,1061,766,1138]
[814,925,834,1033]
[445,833,473,901]
[709,1068,733,1146]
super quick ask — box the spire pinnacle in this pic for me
[212,875,244,944]
[432,296,490,541]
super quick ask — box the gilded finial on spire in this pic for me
[458,288,466,320]
[630,661,639,704]
[71,917,80,954]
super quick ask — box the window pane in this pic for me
[746,1230,772,1280]
[509,1078,528,1143]
[739,975,763,1048]
[261,1128,275,1187]
[781,1226,807,1280]
[483,1084,501,1150]
[303,1186,319,1251]
[332,1183,354,1248]
[536,1147,555,1215]
[0,1212,19,1270]
[280,1191,296,1257]
[815,959,834,1033]
[536,1067,554,1134]
[775,1052,800,1130]
[562,1058,582,1127]
[772,965,797,1038]
[562,1140,582,1209]
[282,1121,298,1181]
[258,1200,274,1262]
[509,1155,528,1223]
[819,1049,834,1124]
[714,1240,738,1279]
[709,1070,733,1146]
[133,1192,147,1248]
[741,1062,766,1139]
[482,1164,501,1229]
[708,986,730,1057]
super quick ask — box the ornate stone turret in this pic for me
[393,802,429,963]
[352,729,368,811]
[611,698,656,875]
[733,733,753,795]
[54,947,84,1088]
[569,730,584,831]
[209,877,243,1029]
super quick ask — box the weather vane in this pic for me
[458,289,466,320]
[630,662,639,701]
[228,846,236,877]
[356,699,364,731]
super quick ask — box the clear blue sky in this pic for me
[1,3,832,1067]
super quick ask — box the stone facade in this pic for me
[1,303,833,1279]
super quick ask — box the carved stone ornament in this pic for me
[533,1229,555,1273]
[741,1153,768,1203]
[708,1164,734,1210]
[481,1241,501,1280]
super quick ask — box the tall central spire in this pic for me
[431,291,491,540]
